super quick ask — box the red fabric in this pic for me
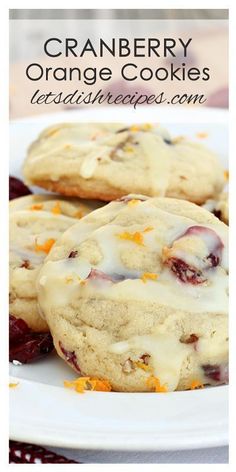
[9,441,79,463]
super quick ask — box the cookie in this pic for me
[203,192,228,225]
[23,123,224,204]
[9,193,103,218]
[37,195,228,392]
[9,195,104,332]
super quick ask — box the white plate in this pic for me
[9,106,228,451]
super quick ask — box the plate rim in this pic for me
[9,377,229,451]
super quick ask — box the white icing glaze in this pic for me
[197,333,228,359]
[79,146,110,179]
[38,199,228,318]
[38,258,91,309]
[138,134,171,196]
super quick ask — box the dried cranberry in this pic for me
[9,315,54,363]
[68,250,78,259]
[59,342,81,373]
[164,226,224,284]
[20,260,30,269]
[213,209,222,220]
[182,334,199,344]
[202,364,221,382]
[202,363,229,384]
[182,226,223,268]
[166,257,206,285]
[207,253,220,267]
[9,176,32,200]
[140,353,151,365]
[9,315,30,343]
[88,269,126,283]
[10,332,54,363]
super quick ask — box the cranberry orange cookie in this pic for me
[9,196,103,332]
[23,123,224,204]
[37,196,228,391]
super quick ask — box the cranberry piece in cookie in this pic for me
[183,226,223,268]
[165,258,206,284]
[88,269,126,283]
[68,250,78,259]
[162,226,224,284]
[202,363,228,384]
[181,333,199,344]
[59,342,81,373]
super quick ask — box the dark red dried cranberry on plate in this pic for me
[9,176,32,200]
[10,332,54,364]
[9,315,54,363]
[9,315,30,343]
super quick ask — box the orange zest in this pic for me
[64,377,112,394]
[224,170,229,181]
[127,199,140,207]
[35,238,55,254]
[190,380,204,390]
[117,231,144,246]
[130,125,139,132]
[65,275,87,286]
[124,145,134,153]
[146,375,168,393]
[196,132,208,139]
[51,201,61,215]
[117,227,153,246]
[135,361,153,372]
[30,203,43,211]
[130,123,153,132]
[74,210,84,219]
[9,382,19,388]
[141,272,159,283]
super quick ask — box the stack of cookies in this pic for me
[9,122,229,392]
